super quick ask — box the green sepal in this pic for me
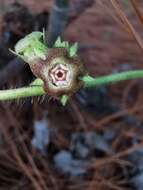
[60,95,69,106]
[33,42,47,60]
[12,31,48,63]
[15,32,44,54]
[54,37,62,47]
[54,37,78,57]
[69,42,78,57]
[54,37,70,49]
[9,48,25,61]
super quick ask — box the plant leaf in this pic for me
[60,95,69,106]
[69,43,78,57]
[54,37,62,47]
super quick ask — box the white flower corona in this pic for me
[50,64,72,87]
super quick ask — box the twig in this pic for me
[110,0,143,52]
[46,0,70,47]
[130,0,143,25]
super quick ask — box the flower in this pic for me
[30,48,84,97]
[13,32,85,103]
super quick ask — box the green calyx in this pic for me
[54,37,78,57]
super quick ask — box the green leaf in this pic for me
[33,47,47,60]
[60,95,69,106]
[9,48,26,61]
[64,41,69,49]
[28,31,43,40]
[15,38,30,53]
[69,43,78,57]
[54,37,70,50]
[54,37,62,47]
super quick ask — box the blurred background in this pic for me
[0,0,143,189]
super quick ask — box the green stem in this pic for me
[82,70,143,88]
[0,86,45,101]
[0,70,143,101]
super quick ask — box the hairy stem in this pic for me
[0,70,143,101]
[0,86,45,101]
[82,70,143,88]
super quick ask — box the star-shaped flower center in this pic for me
[49,64,71,87]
